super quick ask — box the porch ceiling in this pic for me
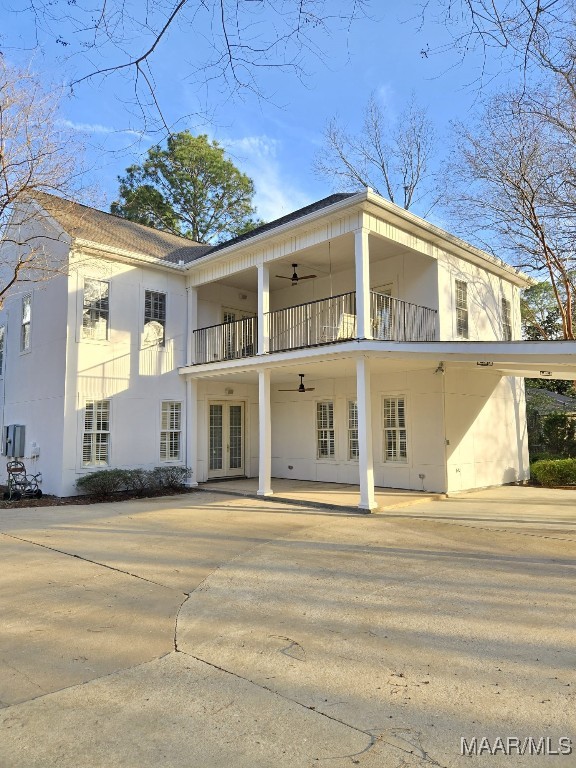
[215,232,416,293]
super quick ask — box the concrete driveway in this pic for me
[0,487,575,767]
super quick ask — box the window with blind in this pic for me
[348,400,359,460]
[502,297,512,340]
[82,279,109,340]
[383,396,407,462]
[144,290,166,346]
[82,400,110,466]
[0,325,5,375]
[21,294,31,351]
[160,401,181,462]
[316,401,335,459]
[455,280,468,338]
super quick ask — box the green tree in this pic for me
[111,132,260,244]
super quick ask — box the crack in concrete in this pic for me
[0,531,173,589]
[176,648,448,767]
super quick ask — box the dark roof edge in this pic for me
[207,193,357,254]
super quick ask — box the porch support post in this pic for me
[186,286,198,365]
[257,263,270,354]
[185,377,199,487]
[354,228,372,340]
[356,356,376,511]
[257,368,273,496]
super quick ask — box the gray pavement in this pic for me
[0,487,575,766]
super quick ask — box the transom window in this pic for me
[316,401,335,459]
[21,294,31,351]
[82,400,110,466]
[348,400,359,460]
[383,396,407,462]
[160,401,181,462]
[502,297,512,341]
[144,290,166,346]
[83,279,109,340]
[455,280,469,339]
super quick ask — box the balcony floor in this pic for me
[198,477,441,513]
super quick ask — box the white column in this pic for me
[257,368,273,496]
[356,357,376,510]
[354,228,372,340]
[257,263,270,354]
[186,286,198,365]
[185,378,199,486]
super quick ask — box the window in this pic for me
[383,396,407,462]
[348,400,359,460]
[0,325,5,375]
[82,279,109,340]
[455,280,468,339]
[160,401,181,462]
[316,401,335,459]
[82,400,110,466]
[502,297,512,341]
[144,290,166,346]
[21,294,31,351]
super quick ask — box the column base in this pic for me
[257,489,274,497]
[358,502,378,512]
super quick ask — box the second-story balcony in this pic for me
[193,291,438,365]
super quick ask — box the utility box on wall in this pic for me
[4,425,25,458]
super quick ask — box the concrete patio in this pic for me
[199,476,442,512]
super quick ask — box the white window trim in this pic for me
[20,293,32,354]
[347,399,359,462]
[316,400,336,461]
[382,394,409,465]
[81,277,111,344]
[143,288,167,349]
[0,324,6,376]
[160,400,183,463]
[455,279,469,339]
[82,398,111,467]
[501,296,512,341]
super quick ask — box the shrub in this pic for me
[76,466,192,496]
[123,468,152,493]
[76,468,129,497]
[149,465,192,490]
[530,458,576,487]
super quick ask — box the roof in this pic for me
[526,387,576,413]
[31,192,211,264]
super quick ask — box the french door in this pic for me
[208,401,245,478]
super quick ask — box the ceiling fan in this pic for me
[278,374,315,393]
[276,263,317,286]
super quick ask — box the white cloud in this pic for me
[222,135,311,222]
[57,119,149,139]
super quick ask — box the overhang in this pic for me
[178,340,576,381]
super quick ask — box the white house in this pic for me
[2,189,576,509]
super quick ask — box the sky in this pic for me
[2,1,515,225]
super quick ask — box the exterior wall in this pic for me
[437,253,521,341]
[0,216,71,495]
[59,253,188,496]
[197,281,258,328]
[269,369,447,493]
[444,370,529,492]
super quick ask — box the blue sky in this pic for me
[3,1,511,223]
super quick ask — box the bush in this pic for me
[76,468,130,497]
[530,458,576,487]
[149,465,192,489]
[76,466,192,497]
